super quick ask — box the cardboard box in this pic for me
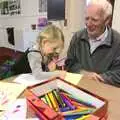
[25,77,108,120]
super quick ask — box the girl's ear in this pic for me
[41,39,49,47]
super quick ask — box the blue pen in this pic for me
[65,114,83,120]
[60,106,71,112]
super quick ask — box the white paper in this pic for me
[14,72,59,87]
[1,99,27,120]
[26,118,39,120]
[0,82,26,110]
[14,73,46,86]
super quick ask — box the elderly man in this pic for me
[65,0,120,87]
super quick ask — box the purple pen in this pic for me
[60,94,75,110]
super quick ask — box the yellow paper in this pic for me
[64,72,83,85]
[0,82,26,110]
[0,111,4,117]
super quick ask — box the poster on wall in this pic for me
[39,0,47,13]
[0,0,21,15]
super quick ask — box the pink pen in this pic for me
[12,105,21,113]
[1,99,8,105]
[55,57,66,64]
[12,109,20,113]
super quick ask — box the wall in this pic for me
[0,0,46,50]
[0,19,5,46]
[0,0,86,55]
[112,0,120,32]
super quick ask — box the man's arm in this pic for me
[100,56,120,87]
[65,33,82,73]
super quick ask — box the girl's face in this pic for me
[42,40,64,58]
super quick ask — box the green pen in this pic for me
[62,109,93,116]
[52,89,65,108]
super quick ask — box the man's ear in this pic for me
[105,16,112,26]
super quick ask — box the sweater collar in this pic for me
[81,27,112,47]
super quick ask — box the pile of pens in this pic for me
[39,89,96,120]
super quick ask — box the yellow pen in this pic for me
[48,92,59,111]
[76,115,90,120]
[45,94,53,109]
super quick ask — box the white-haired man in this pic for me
[65,0,120,87]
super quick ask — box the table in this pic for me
[78,79,120,120]
[3,76,120,120]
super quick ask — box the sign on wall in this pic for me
[0,0,21,15]
[39,0,47,13]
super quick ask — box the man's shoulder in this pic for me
[111,28,120,43]
[72,28,87,40]
[74,28,87,36]
[112,28,120,35]
[108,28,120,50]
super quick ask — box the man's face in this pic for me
[85,4,107,38]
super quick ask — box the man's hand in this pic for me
[81,71,104,82]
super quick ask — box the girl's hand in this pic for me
[48,61,57,71]
[58,70,66,79]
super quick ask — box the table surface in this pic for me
[3,76,120,120]
[78,79,120,120]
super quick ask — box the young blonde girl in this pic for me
[27,24,65,79]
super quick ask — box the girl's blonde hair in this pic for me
[37,24,64,46]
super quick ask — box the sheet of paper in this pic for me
[0,111,4,117]
[26,118,39,120]
[64,72,83,85]
[0,82,26,110]
[0,99,27,120]
[14,73,48,87]
[14,72,59,87]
